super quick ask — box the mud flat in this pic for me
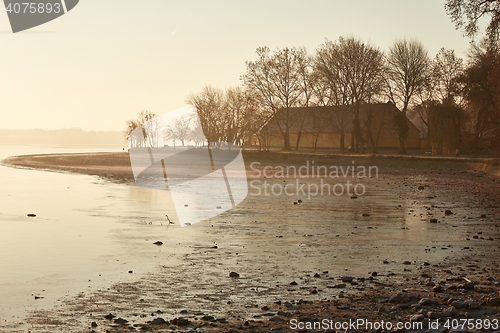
[2,151,500,333]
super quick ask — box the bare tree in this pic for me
[124,110,156,148]
[445,0,500,42]
[242,47,308,150]
[432,48,465,104]
[187,86,226,146]
[315,37,385,153]
[385,39,431,154]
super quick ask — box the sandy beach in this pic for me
[2,151,500,333]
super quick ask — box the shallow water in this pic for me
[0,146,203,325]
[0,146,473,330]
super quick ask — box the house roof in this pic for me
[261,102,420,134]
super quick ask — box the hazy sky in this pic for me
[0,1,482,131]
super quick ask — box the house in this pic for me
[255,102,421,151]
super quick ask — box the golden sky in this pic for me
[0,0,477,131]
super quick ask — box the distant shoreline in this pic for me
[2,150,499,184]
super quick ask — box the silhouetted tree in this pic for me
[445,0,500,42]
[242,47,310,150]
[384,39,431,154]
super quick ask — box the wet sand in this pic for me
[2,151,500,333]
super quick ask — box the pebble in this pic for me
[229,272,240,278]
[341,276,354,283]
[443,306,458,317]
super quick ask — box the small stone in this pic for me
[27,213,36,217]
[418,186,425,190]
[465,300,480,309]
[487,297,500,306]
[419,298,432,305]
[362,213,370,217]
[443,306,458,317]
[432,285,443,292]
[153,241,163,245]
[229,272,240,278]
[128,270,133,274]
[114,318,129,325]
[427,311,440,319]
[170,317,190,326]
[151,317,168,325]
[430,218,438,223]
[403,261,411,265]
[411,314,425,322]
[269,316,283,322]
[445,210,453,215]
[91,322,98,328]
[341,276,354,283]
[104,313,115,320]
[289,281,298,286]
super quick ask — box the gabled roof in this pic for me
[261,102,420,134]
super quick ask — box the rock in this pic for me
[128,270,133,274]
[153,241,163,245]
[418,186,425,190]
[427,311,440,319]
[403,261,411,265]
[289,281,298,286]
[170,317,190,326]
[229,271,240,278]
[445,210,454,215]
[27,214,36,217]
[151,317,169,325]
[201,315,215,321]
[269,316,283,322]
[330,283,346,288]
[430,218,438,223]
[114,318,129,325]
[362,213,370,217]
[313,273,320,278]
[451,300,466,309]
[389,294,401,303]
[283,301,295,309]
[432,285,443,292]
[464,300,480,309]
[411,314,425,322]
[443,306,458,317]
[371,271,377,276]
[350,196,357,199]
[419,297,433,305]
[383,260,389,264]
[337,305,350,309]
[277,311,292,317]
[487,297,500,306]
[297,199,302,203]
[341,276,354,283]
[104,313,115,320]
[91,322,98,328]
[461,282,475,290]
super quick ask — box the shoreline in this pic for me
[2,150,500,332]
[2,150,500,185]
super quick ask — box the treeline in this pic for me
[126,0,500,155]
[183,37,499,155]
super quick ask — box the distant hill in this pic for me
[0,128,126,145]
